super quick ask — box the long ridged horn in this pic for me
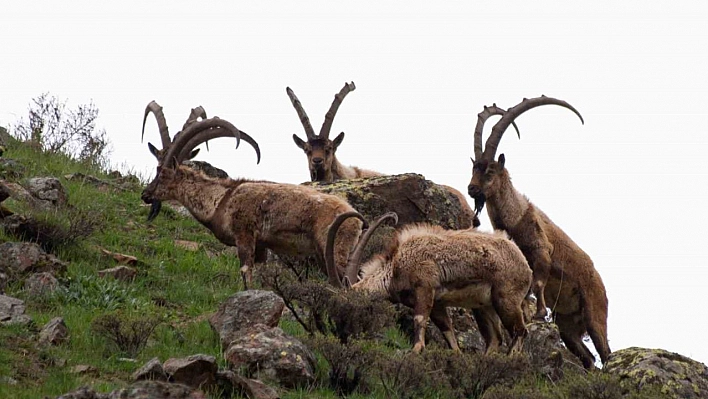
[325,212,368,287]
[319,82,356,139]
[179,128,261,164]
[482,96,584,160]
[142,101,171,148]
[473,103,520,160]
[344,212,398,286]
[182,106,207,131]
[162,118,242,168]
[286,87,316,140]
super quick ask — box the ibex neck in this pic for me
[330,156,357,180]
[486,171,530,230]
[172,171,229,225]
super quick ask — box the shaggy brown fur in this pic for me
[468,96,610,368]
[143,165,364,289]
[328,216,532,354]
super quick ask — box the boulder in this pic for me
[0,241,68,280]
[0,294,31,326]
[25,271,60,295]
[56,380,206,399]
[39,317,69,346]
[224,324,316,388]
[216,371,280,399]
[182,160,228,179]
[210,290,285,347]
[605,347,708,399]
[163,354,218,389]
[133,357,168,382]
[26,177,68,207]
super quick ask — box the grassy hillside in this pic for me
[0,134,669,399]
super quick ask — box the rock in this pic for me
[605,347,708,399]
[39,317,69,346]
[0,241,68,279]
[0,270,7,294]
[182,160,228,179]
[174,240,200,251]
[70,365,97,375]
[0,294,31,326]
[304,173,477,262]
[210,290,285,347]
[216,370,280,399]
[133,357,168,382]
[98,266,137,282]
[523,321,582,380]
[56,381,206,399]
[163,354,218,389]
[26,177,68,207]
[0,180,45,209]
[224,324,316,388]
[25,271,60,295]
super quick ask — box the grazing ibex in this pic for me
[288,82,477,227]
[326,212,532,355]
[467,96,610,368]
[141,100,261,220]
[140,113,365,289]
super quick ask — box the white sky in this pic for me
[2,1,707,365]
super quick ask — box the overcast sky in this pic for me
[2,1,707,365]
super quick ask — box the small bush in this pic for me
[2,206,101,252]
[90,311,161,357]
[255,261,395,342]
[307,336,378,396]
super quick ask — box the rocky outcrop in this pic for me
[0,242,67,286]
[56,380,206,399]
[182,160,228,179]
[224,324,316,388]
[163,354,218,389]
[26,177,68,207]
[132,357,168,382]
[0,294,31,326]
[216,371,280,399]
[39,317,69,346]
[209,290,285,347]
[605,347,708,399]
[25,271,60,295]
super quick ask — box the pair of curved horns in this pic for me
[325,211,399,288]
[287,82,356,141]
[473,96,584,161]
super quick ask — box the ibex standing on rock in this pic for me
[141,100,261,220]
[288,82,477,227]
[467,97,610,368]
[140,112,364,289]
[326,212,532,355]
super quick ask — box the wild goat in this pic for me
[288,82,477,227]
[141,100,261,220]
[326,212,532,354]
[467,97,610,368]
[140,114,365,289]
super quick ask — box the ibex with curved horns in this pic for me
[326,212,532,355]
[288,83,478,227]
[467,96,610,368]
[141,100,261,220]
[140,115,365,289]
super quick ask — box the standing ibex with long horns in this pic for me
[141,100,261,220]
[140,112,365,289]
[326,212,532,355]
[288,82,477,227]
[467,97,610,368]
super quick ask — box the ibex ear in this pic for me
[333,132,345,149]
[470,157,475,165]
[148,142,159,158]
[293,134,306,149]
[188,148,200,159]
[498,153,506,169]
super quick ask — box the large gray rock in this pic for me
[605,347,708,399]
[26,177,68,207]
[163,354,218,389]
[39,317,69,346]
[224,324,316,388]
[56,380,206,399]
[210,290,285,347]
[0,242,67,280]
[0,294,31,326]
[132,357,168,382]
[25,271,60,295]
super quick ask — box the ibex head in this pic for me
[141,106,261,221]
[288,82,356,181]
[467,96,584,215]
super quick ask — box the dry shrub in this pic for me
[2,206,101,252]
[306,336,378,396]
[255,261,395,342]
[90,311,161,357]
